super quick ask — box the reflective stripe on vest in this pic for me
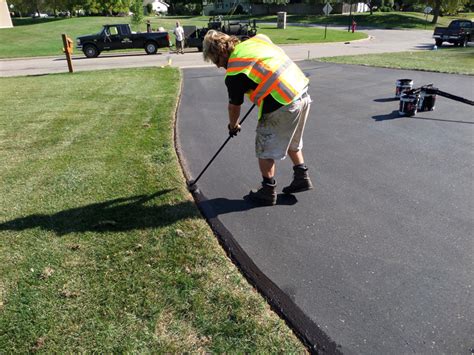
[226,34,309,114]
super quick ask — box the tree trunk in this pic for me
[431,0,442,24]
[365,1,373,15]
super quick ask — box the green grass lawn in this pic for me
[259,11,474,30]
[172,12,473,30]
[256,24,365,44]
[318,46,474,75]
[0,68,305,352]
[2,12,473,59]
[1,16,167,58]
[0,15,366,58]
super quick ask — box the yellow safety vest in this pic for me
[226,34,309,119]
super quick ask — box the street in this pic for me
[0,28,434,76]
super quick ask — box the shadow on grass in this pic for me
[0,190,200,236]
[12,17,66,26]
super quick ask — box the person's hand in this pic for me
[228,123,241,137]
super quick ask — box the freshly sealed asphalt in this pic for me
[176,62,473,354]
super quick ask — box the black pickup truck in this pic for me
[76,24,170,58]
[433,19,472,47]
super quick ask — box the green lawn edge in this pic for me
[318,46,474,75]
[0,67,305,352]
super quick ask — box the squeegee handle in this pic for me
[408,83,433,95]
[436,89,474,106]
[237,104,257,126]
[191,104,256,186]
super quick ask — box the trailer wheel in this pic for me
[435,39,442,47]
[83,44,99,58]
[460,37,468,47]
[145,42,158,55]
[197,45,203,52]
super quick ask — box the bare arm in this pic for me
[228,103,241,129]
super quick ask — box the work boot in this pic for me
[282,166,313,194]
[248,181,277,206]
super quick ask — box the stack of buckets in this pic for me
[396,79,437,117]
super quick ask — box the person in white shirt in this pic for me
[173,21,185,54]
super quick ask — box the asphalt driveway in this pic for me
[176,62,473,354]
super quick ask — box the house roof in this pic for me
[143,0,169,7]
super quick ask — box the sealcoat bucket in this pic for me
[399,93,419,117]
[395,79,414,98]
[417,86,437,112]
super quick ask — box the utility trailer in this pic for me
[184,17,257,52]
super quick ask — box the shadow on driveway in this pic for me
[200,194,298,218]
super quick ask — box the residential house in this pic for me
[143,0,169,15]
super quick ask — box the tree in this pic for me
[429,0,469,23]
[365,0,375,14]
[251,0,289,15]
[166,0,204,15]
[83,0,103,15]
[7,0,29,16]
[9,0,47,14]
[81,0,130,15]
[431,0,442,23]
[31,0,46,13]
[130,0,143,28]
[103,0,130,15]
[442,0,469,14]
[46,0,83,15]
[146,3,152,15]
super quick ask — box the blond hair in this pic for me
[202,30,240,64]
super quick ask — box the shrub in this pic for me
[170,3,202,15]
[410,4,426,12]
[146,3,153,15]
[233,4,245,14]
[380,5,393,11]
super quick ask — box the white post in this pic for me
[0,0,14,28]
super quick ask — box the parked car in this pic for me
[57,11,71,17]
[31,12,49,18]
[433,19,472,47]
[76,24,170,58]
